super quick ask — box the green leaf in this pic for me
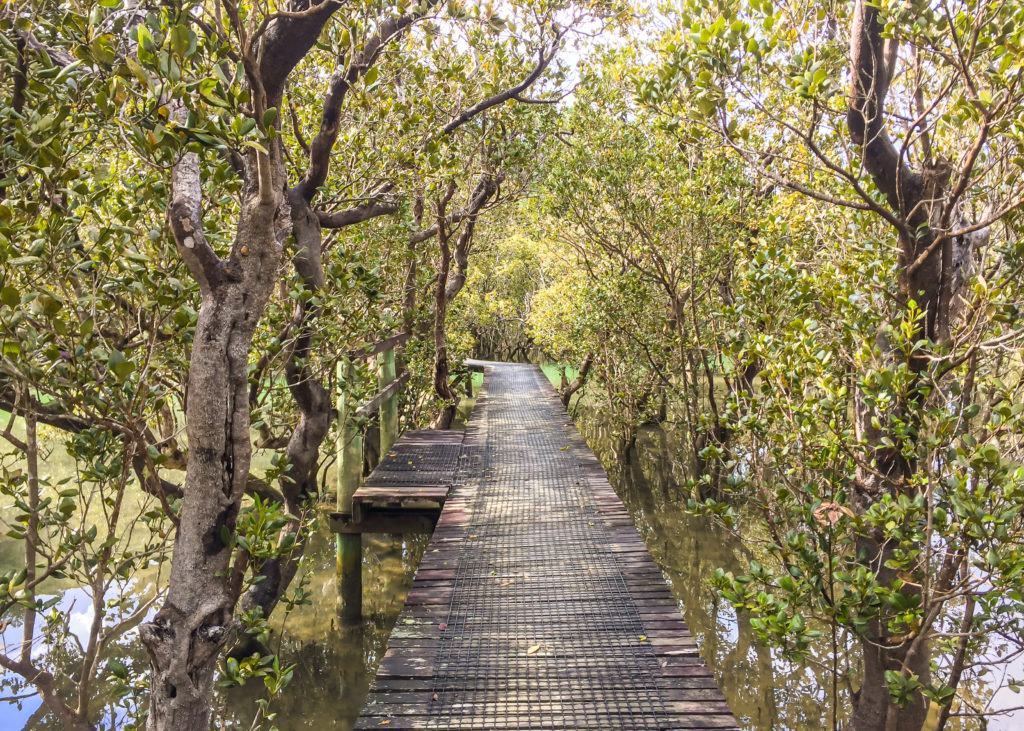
[108,658,129,679]
[0,286,19,307]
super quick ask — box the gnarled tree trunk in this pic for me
[140,148,284,730]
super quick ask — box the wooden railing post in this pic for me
[378,348,398,455]
[336,359,363,622]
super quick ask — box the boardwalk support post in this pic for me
[336,359,363,622]
[379,348,398,455]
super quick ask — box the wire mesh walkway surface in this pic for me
[356,363,738,730]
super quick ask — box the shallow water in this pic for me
[222,525,430,729]
[3,400,1021,729]
[229,416,836,731]
[247,413,1020,730]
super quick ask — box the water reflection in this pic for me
[6,395,1019,729]
[581,419,845,730]
[222,524,429,730]
[578,415,1024,731]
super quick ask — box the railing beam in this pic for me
[346,331,412,361]
[355,369,410,418]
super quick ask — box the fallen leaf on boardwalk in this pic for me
[500,581,512,587]
[378,721,391,726]
[527,644,542,655]
[438,622,447,631]
[433,693,439,701]
[388,453,397,457]
[468,535,477,539]
[639,635,647,641]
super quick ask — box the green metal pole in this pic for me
[336,360,363,622]
[379,348,398,456]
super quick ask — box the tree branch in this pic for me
[434,37,563,141]
[317,197,400,228]
[294,5,442,201]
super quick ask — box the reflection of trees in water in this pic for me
[221,528,429,730]
[588,415,1005,731]
[3,516,428,730]
[590,417,844,730]
[0,581,158,730]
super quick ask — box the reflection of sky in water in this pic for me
[0,587,94,728]
[0,692,41,727]
[3,398,1023,729]
[0,580,155,730]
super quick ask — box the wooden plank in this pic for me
[343,428,465,528]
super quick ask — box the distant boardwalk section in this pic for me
[357,362,739,730]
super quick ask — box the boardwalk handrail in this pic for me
[346,330,412,361]
[335,332,409,593]
[355,370,410,418]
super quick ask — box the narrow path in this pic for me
[357,363,738,730]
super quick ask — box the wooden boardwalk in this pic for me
[331,430,463,534]
[356,363,738,730]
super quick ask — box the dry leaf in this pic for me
[526,644,542,655]
[378,721,391,726]
[500,581,512,587]
[433,693,439,701]
[813,501,855,526]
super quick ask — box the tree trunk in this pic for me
[240,192,331,623]
[844,4,984,727]
[559,353,594,408]
[141,152,284,730]
[431,192,460,430]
